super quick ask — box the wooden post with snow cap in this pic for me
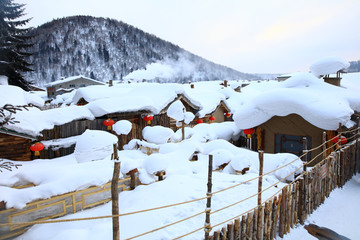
[204,154,213,240]
[111,143,120,240]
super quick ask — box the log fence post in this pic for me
[111,143,120,240]
[302,137,308,171]
[258,150,264,206]
[356,117,360,173]
[204,155,213,240]
[322,132,327,160]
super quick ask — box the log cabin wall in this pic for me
[259,114,324,166]
[0,133,32,161]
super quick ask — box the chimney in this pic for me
[190,84,194,89]
[109,80,113,87]
[223,80,228,87]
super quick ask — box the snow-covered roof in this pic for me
[3,105,95,137]
[310,57,350,77]
[85,83,184,117]
[183,83,227,118]
[232,72,360,130]
[44,75,105,87]
[0,85,44,108]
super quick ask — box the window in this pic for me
[69,84,75,88]
[275,134,311,158]
[80,84,86,87]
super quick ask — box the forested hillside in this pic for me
[25,16,256,85]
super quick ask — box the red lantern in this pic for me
[104,118,115,130]
[144,114,153,124]
[209,116,215,123]
[196,119,203,124]
[30,142,44,156]
[243,128,255,138]
[331,136,347,145]
[225,112,231,118]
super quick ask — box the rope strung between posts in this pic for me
[211,151,307,196]
[209,160,307,230]
[211,160,305,215]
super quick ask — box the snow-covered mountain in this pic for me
[25,16,257,86]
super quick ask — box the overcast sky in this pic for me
[17,0,360,74]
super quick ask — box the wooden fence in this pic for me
[0,176,139,240]
[209,140,359,240]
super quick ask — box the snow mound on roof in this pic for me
[143,126,174,144]
[0,85,44,108]
[85,83,183,117]
[310,56,350,77]
[74,129,118,163]
[5,105,95,136]
[167,100,185,121]
[233,72,359,130]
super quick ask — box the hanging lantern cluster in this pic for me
[243,128,255,138]
[196,119,203,124]
[144,114,153,124]
[104,118,115,130]
[225,112,231,118]
[30,142,44,156]
[209,116,216,123]
[331,135,347,145]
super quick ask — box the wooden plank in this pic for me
[234,218,240,240]
[252,207,258,240]
[264,199,273,240]
[246,212,253,240]
[241,215,246,240]
[257,205,264,240]
[227,222,234,240]
[279,187,286,238]
[221,226,226,240]
[286,184,291,233]
[213,231,220,240]
[271,195,280,240]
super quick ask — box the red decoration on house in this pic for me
[225,112,231,118]
[243,128,255,138]
[331,135,347,145]
[144,114,153,124]
[30,142,44,156]
[209,116,215,123]
[104,118,115,130]
[196,119,203,124]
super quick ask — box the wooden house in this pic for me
[0,129,36,161]
[201,100,232,124]
[252,114,324,164]
[45,75,105,98]
[164,94,201,130]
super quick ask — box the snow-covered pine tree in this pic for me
[0,0,33,90]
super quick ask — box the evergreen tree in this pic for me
[0,0,33,90]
